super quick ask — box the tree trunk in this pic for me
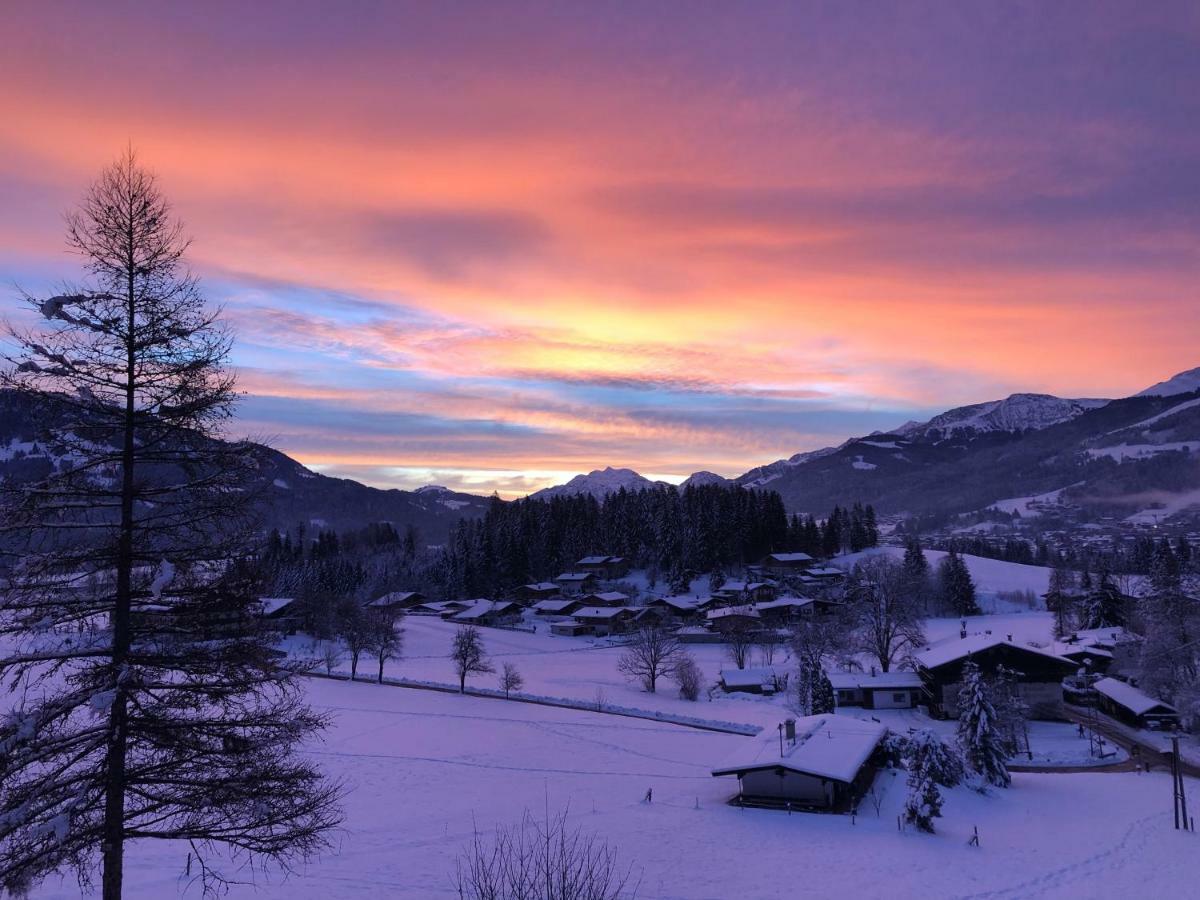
[350,651,358,681]
[377,657,384,684]
[103,228,138,900]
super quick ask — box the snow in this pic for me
[9,617,1199,899]
[1086,441,1194,460]
[1093,678,1176,716]
[272,478,291,489]
[440,498,471,510]
[836,547,1052,600]
[1120,396,1200,431]
[989,486,1071,518]
[828,671,923,690]
[858,440,901,449]
[712,714,886,783]
[1134,366,1200,398]
[851,455,877,470]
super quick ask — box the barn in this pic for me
[711,715,887,811]
[719,667,788,694]
[1092,677,1180,730]
[916,635,1076,719]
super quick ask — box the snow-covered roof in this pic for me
[827,670,923,690]
[706,605,760,621]
[765,552,815,563]
[584,591,630,603]
[257,597,296,616]
[1094,678,1177,716]
[522,582,560,592]
[1067,626,1138,649]
[754,597,815,612]
[720,667,783,689]
[719,581,773,592]
[916,634,1073,672]
[572,606,632,619]
[366,591,421,607]
[654,595,705,610]
[577,555,613,565]
[805,567,844,577]
[532,599,577,612]
[453,600,518,620]
[712,715,887,784]
[555,572,596,582]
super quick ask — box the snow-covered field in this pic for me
[30,675,1194,900]
[837,548,1052,608]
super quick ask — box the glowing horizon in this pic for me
[4,3,1200,497]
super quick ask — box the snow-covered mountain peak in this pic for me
[1135,367,1200,398]
[414,484,451,494]
[680,470,731,489]
[897,393,1108,440]
[531,466,662,500]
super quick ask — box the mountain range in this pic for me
[4,367,1200,536]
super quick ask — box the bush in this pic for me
[672,654,703,701]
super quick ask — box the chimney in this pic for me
[1007,634,1013,641]
[870,665,876,676]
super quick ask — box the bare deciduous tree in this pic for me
[0,150,341,899]
[847,556,926,672]
[724,619,756,670]
[617,626,682,693]
[499,662,524,698]
[454,809,637,900]
[451,625,494,693]
[370,609,404,684]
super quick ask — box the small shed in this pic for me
[719,667,787,694]
[1093,677,1180,730]
[706,605,761,633]
[828,670,924,709]
[712,715,886,811]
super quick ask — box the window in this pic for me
[892,692,907,702]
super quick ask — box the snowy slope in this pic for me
[1135,366,1200,398]
[835,547,1053,598]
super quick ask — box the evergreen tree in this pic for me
[903,730,956,832]
[956,661,1011,788]
[1082,566,1126,629]
[938,550,980,616]
[1045,562,1078,639]
[0,151,340,897]
[811,667,836,715]
[901,537,932,610]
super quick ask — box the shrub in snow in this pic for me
[672,653,703,701]
[811,668,835,715]
[904,768,943,834]
[956,661,1011,789]
[454,808,637,900]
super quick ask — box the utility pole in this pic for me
[1171,737,1190,832]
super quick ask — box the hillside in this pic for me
[0,390,489,541]
[734,383,1200,518]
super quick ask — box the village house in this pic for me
[916,634,1077,719]
[574,555,632,579]
[643,595,710,624]
[579,590,630,607]
[1092,677,1180,730]
[752,596,835,623]
[255,597,300,633]
[719,667,788,694]
[829,670,924,709]
[711,715,887,811]
[569,605,637,636]
[404,599,469,617]
[706,605,761,633]
[758,552,816,576]
[450,600,522,628]
[515,582,561,604]
[364,590,426,612]
[553,572,599,595]
[532,598,581,617]
[712,581,778,603]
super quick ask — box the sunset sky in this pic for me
[3,1,1199,497]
